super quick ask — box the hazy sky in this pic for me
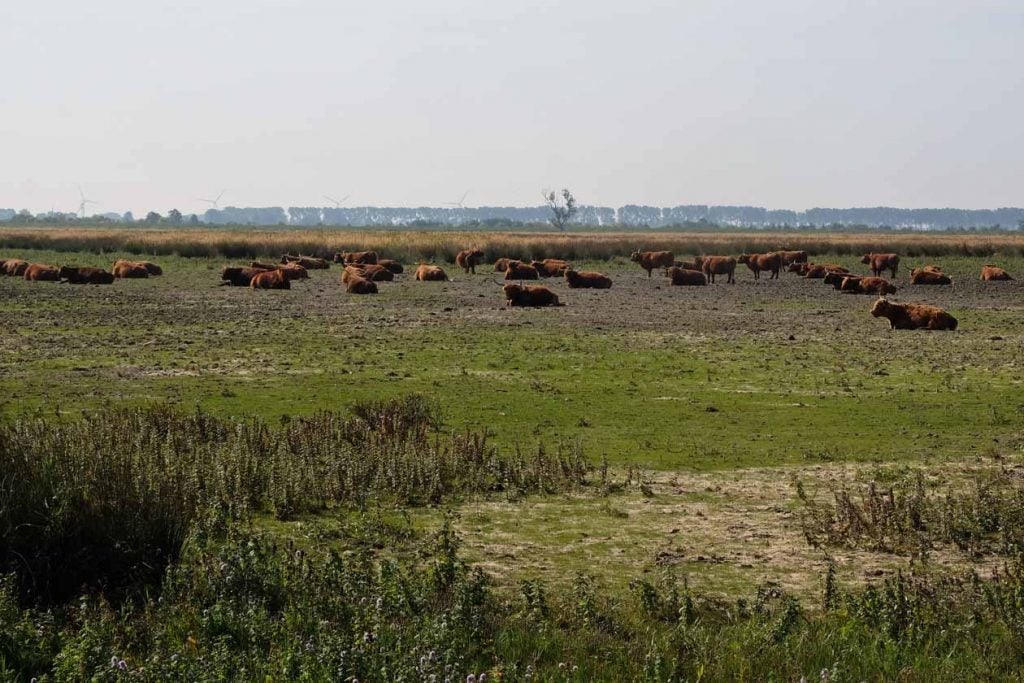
[1,0,1021,215]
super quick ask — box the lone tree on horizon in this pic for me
[543,188,577,231]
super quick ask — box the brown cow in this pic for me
[3,259,29,276]
[824,271,859,289]
[59,266,115,284]
[503,283,561,307]
[630,250,674,277]
[871,297,957,331]
[24,264,60,281]
[344,264,393,282]
[415,265,449,281]
[701,256,737,284]
[493,258,513,272]
[739,252,782,280]
[981,265,1013,281]
[335,251,378,265]
[282,254,330,269]
[114,259,162,275]
[564,269,612,289]
[667,267,707,286]
[251,269,291,289]
[250,261,279,270]
[775,250,808,266]
[804,264,849,279]
[277,263,309,280]
[504,261,540,281]
[220,266,267,286]
[861,253,900,278]
[842,276,897,295]
[112,262,150,278]
[788,262,812,275]
[346,276,378,294]
[531,259,571,277]
[910,269,952,285]
[378,259,404,274]
[456,249,485,274]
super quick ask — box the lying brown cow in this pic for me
[842,276,897,295]
[346,275,378,294]
[3,259,29,276]
[667,267,707,286]
[503,283,561,307]
[981,265,1013,281]
[739,252,782,280]
[59,266,115,284]
[251,269,291,289]
[112,262,149,278]
[504,261,540,280]
[24,264,60,281]
[871,297,957,330]
[251,261,279,270]
[861,253,900,278]
[114,259,162,275]
[702,256,737,284]
[531,259,571,277]
[493,257,513,272]
[775,250,808,266]
[220,266,267,286]
[344,264,393,282]
[910,269,952,285]
[788,262,811,275]
[378,259,404,274]
[804,264,849,279]
[456,249,485,274]
[282,254,330,269]
[564,269,612,289]
[334,251,378,265]
[277,263,309,280]
[630,250,674,277]
[823,271,858,289]
[415,264,449,281]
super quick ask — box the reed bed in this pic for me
[3,226,1024,262]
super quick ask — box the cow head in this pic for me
[630,250,642,262]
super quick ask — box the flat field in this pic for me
[2,239,1023,596]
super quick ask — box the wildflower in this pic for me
[376,597,383,610]
[479,675,488,682]
[467,676,476,683]
[118,660,128,671]
[111,656,119,668]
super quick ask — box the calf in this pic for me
[564,269,612,289]
[24,264,60,281]
[739,252,782,280]
[630,250,674,277]
[871,297,957,330]
[415,264,449,281]
[701,256,737,284]
[667,267,707,286]
[980,265,1013,281]
[503,283,561,307]
[456,249,485,274]
[861,253,900,278]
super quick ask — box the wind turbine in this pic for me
[444,190,470,209]
[77,185,99,218]
[323,194,350,208]
[197,190,226,210]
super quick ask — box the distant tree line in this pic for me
[3,204,1023,231]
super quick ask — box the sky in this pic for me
[0,0,1021,215]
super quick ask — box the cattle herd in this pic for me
[1,247,1017,330]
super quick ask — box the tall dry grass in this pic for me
[2,226,1024,261]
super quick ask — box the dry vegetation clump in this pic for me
[3,226,1024,262]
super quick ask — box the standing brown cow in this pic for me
[701,256,737,284]
[456,249,485,274]
[738,253,782,280]
[861,253,900,278]
[630,250,674,277]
